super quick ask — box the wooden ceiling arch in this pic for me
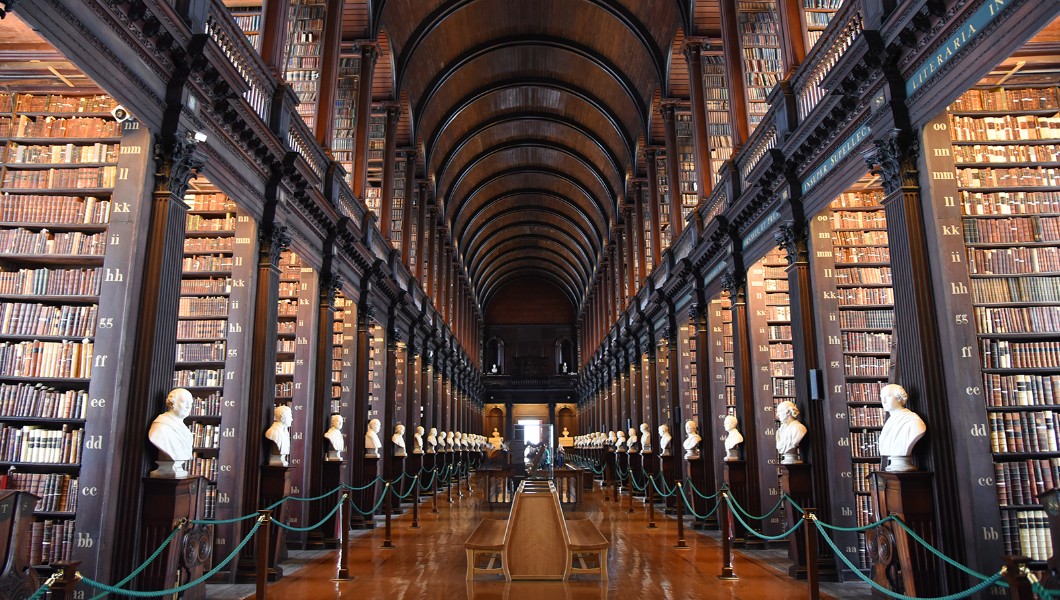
[372,0,682,313]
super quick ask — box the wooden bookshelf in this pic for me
[701,52,734,187]
[225,1,262,51]
[810,179,892,571]
[390,155,407,251]
[284,0,326,130]
[707,291,736,490]
[365,108,387,221]
[947,85,1060,563]
[654,155,672,251]
[675,110,700,223]
[746,247,792,535]
[0,91,150,571]
[679,321,699,423]
[737,0,783,134]
[801,0,843,50]
[275,249,319,535]
[640,183,654,274]
[333,52,361,189]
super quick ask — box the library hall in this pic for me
[0,0,1059,598]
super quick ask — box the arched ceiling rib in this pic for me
[376,0,681,314]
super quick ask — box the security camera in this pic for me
[110,105,130,123]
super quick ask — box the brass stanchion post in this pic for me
[412,475,420,529]
[432,468,439,513]
[804,508,819,600]
[334,494,352,581]
[1001,556,1036,600]
[675,483,688,549]
[647,476,656,529]
[382,482,395,548]
[256,510,272,599]
[718,492,737,580]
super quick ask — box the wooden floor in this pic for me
[236,477,868,599]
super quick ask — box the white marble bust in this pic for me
[265,404,293,467]
[683,420,702,460]
[775,401,807,464]
[607,431,617,448]
[365,418,382,458]
[723,415,744,461]
[878,384,928,471]
[148,387,195,477]
[489,427,503,448]
[446,431,455,451]
[427,427,438,453]
[325,414,345,461]
[614,430,627,451]
[639,422,652,455]
[392,423,407,457]
[627,427,639,454]
[413,426,424,454]
[658,424,672,456]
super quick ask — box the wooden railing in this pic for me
[286,116,327,181]
[792,2,866,122]
[204,0,275,124]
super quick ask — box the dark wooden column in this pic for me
[683,39,714,200]
[646,341,659,431]
[718,0,750,146]
[424,207,437,297]
[624,205,636,299]
[350,279,376,489]
[775,220,834,559]
[415,183,429,281]
[350,42,377,199]
[633,180,648,284]
[400,149,417,262]
[379,103,401,239]
[422,346,434,435]
[313,0,344,148]
[724,268,763,517]
[866,127,966,590]
[776,0,806,74]
[260,0,292,73]
[661,102,684,239]
[238,221,289,565]
[116,134,202,579]
[307,255,339,543]
[666,314,682,437]
[614,231,625,313]
[645,148,664,261]
[381,312,399,485]
[690,296,718,500]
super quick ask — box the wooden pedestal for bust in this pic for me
[660,453,677,514]
[868,471,941,598]
[686,457,716,530]
[352,456,380,529]
[139,476,209,598]
[780,464,836,580]
[0,490,40,600]
[723,459,750,547]
[236,466,291,582]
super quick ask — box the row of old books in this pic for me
[0,228,106,256]
[2,166,117,189]
[175,341,226,363]
[0,424,83,463]
[0,302,98,338]
[0,267,101,296]
[949,87,1059,112]
[981,340,1060,369]
[971,276,1060,303]
[950,115,1060,141]
[6,115,121,139]
[13,94,116,114]
[0,340,93,379]
[1001,511,1054,561]
[10,472,78,512]
[952,143,1060,164]
[29,519,74,566]
[962,191,1060,215]
[962,215,1060,244]
[988,410,1060,453]
[967,246,1060,275]
[0,383,87,420]
[994,457,1060,506]
[985,374,1060,407]
[974,306,1060,334]
[6,142,119,164]
[0,195,110,224]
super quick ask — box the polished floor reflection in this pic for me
[256,478,860,599]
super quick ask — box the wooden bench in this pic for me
[464,518,506,580]
[564,519,609,580]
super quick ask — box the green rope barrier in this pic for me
[723,495,804,541]
[392,477,417,499]
[783,494,804,514]
[649,473,676,498]
[816,514,897,533]
[727,493,788,522]
[349,490,388,516]
[814,520,1005,600]
[890,515,1002,584]
[1033,582,1060,598]
[189,511,261,525]
[677,485,720,521]
[683,478,720,500]
[27,583,50,600]
[419,469,438,490]
[272,495,346,532]
[86,523,183,600]
[628,470,646,492]
[79,517,264,597]
[341,476,384,492]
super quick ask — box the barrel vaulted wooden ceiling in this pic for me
[342,1,721,316]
